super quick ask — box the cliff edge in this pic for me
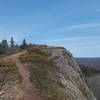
[44,46,96,100]
[0,46,96,100]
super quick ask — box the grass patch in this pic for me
[0,60,15,67]
[28,47,49,56]
[0,60,21,81]
[19,52,53,66]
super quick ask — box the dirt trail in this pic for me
[5,50,42,100]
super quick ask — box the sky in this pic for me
[0,0,100,57]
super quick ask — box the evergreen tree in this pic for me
[0,43,4,54]
[23,39,27,47]
[1,39,8,48]
[10,37,15,47]
[20,39,27,49]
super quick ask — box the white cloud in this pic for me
[43,36,99,43]
[51,23,100,33]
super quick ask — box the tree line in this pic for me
[0,37,31,54]
[0,37,29,48]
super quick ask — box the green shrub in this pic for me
[79,64,100,77]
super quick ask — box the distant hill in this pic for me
[75,58,100,70]
[76,58,100,100]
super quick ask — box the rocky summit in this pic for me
[0,46,96,100]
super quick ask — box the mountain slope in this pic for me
[0,46,96,100]
[44,47,96,100]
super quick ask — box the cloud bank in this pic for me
[51,23,100,33]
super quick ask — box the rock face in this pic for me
[0,46,97,100]
[44,47,96,100]
[0,80,25,100]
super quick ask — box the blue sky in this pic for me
[0,0,100,57]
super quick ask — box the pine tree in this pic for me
[10,37,15,47]
[20,39,27,49]
[1,39,8,48]
[0,43,4,54]
[23,39,27,47]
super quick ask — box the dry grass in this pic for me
[0,60,15,67]
[19,52,53,65]
[0,59,21,81]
